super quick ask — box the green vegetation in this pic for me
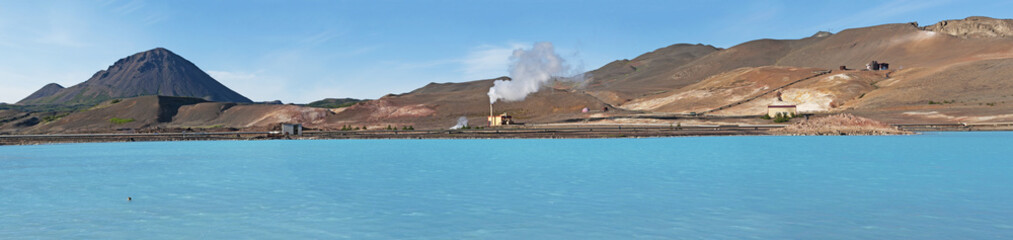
[109,117,135,124]
[668,122,682,130]
[928,100,956,105]
[771,112,798,123]
[110,99,122,104]
[340,125,375,131]
[180,124,226,129]
[760,114,772,120]
[773,113,789,123]
[41,113,70,122]
[62,90,114,107]
[0,103,92,112]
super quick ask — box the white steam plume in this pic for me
[487,42,583,104]
[449,116,468,129]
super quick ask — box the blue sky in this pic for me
[0,0,1010,103]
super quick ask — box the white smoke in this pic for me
[487,42,583,104]
[449,116,469,129]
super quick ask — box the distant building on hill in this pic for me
[768,91,797,117]
[866,60,889,71]
[768,102,797,117]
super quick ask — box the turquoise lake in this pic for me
[2,132,1012,239]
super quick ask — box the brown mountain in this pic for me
[583,43,719,103]
[19,83,64,103]
[17,48,251,106]
[603,16,1013,124]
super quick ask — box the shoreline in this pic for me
[1,125,1008,146]
[1,125,775,145]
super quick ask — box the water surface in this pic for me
[2,132,1012,239]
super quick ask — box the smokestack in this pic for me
[489,101,494,126]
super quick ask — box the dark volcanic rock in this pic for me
[17,48,252,105]
[13,117,40,127]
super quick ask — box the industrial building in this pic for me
[768,103,798,117]
[767,92,797,117]
[488,113,514,126]
[281,123,302,136]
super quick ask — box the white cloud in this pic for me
[141,12,168,25]
[110,0,145,15]
[206,70,257,82]
[37,30,87,47]
[206,70,287,102]
[299,30,343,46]
[459,43,527,80]
[460,45,514,80]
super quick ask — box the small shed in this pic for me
[281,123,302,136]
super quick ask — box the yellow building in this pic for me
[767,101,797,117]
[488,113,513,126]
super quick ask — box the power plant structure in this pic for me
[488,102,514,127]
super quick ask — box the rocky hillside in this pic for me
[923,16,1013,38]
[17,48,252,106]
[773,114,911,135]
[580,17,1013,123]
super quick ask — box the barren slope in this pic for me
[584,44,719,103]
[584,35,830,106]
[27,96,207,133]
[847,58,1013,123]
[171,102,333,129]
[777,23,1013,69]
[327,77,619,129]
[622,66,825,113]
